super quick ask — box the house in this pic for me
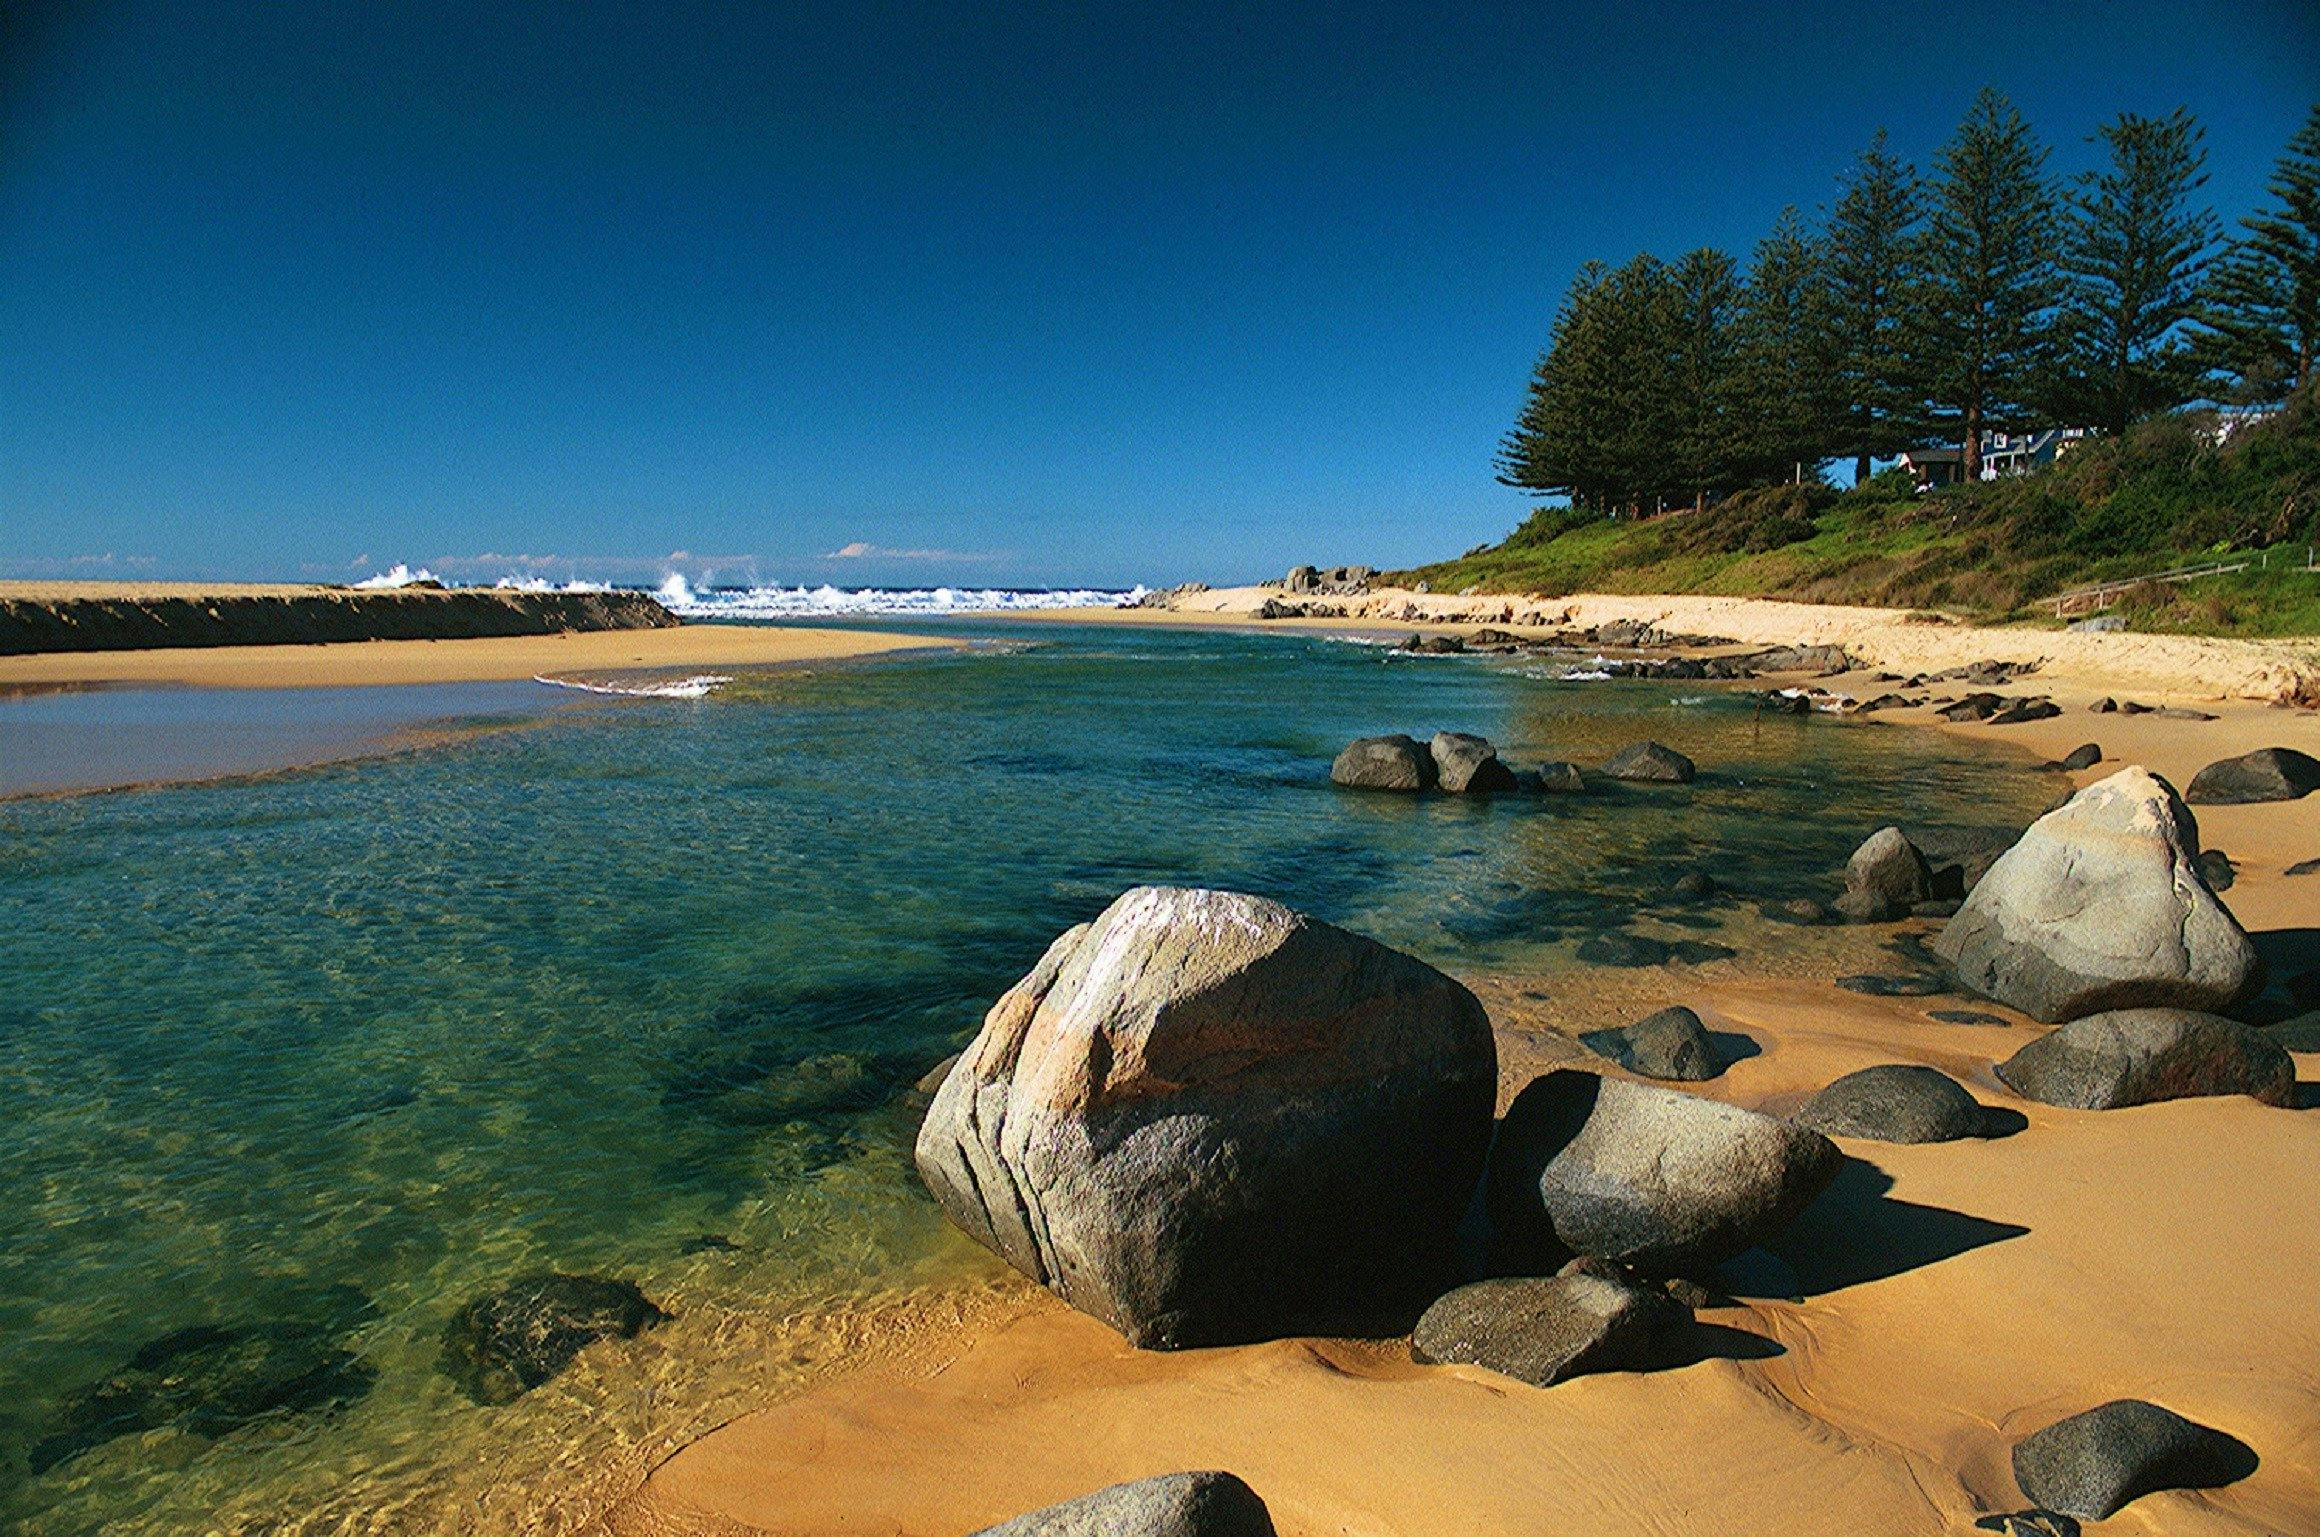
[1898,427,2092,490]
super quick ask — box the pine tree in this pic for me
[2197,104,2320,401]
[1498,262,1614,507]
[2054,108,2217,434]
[1912,89,2062,480]
[1824,130,1926,480]
[1662,248,1745,510]
[1734,207,1839,483]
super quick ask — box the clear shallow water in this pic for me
[0,624,2052,1533]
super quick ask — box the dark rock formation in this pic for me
[1430,731,1519,793]
[915,888,1495,1349]
[0,586,676,656]
[2185,746,2320,804]
[2011,1400,2257,1520]
[1833,827,1933,923]
[1533,761,1586,794]
[973,1471,1277,1537]
[2057,743,2102,771]
[1409,1272,1686,1387]
[1993,1008,2294,1110]
[1579,1006,1720,1081]
[1330,734,1436,792]
[1602,742,1695,783]
[1794,1065,1987,1143]
[439,1274,667,1404]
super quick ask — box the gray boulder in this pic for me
[915,887,1496,1349]
[1484,1071,1842,1276]
[2185,746,2320,805]
[1602,741,1695,783]
[1431,731,1519,793]
[2012,1400,2256,1520]
[1579,1006,1720,1081]
[1330,734,1436,792]
[440,1274,667,1405]
[1794,1065,1987,1143]
[1994,1008,2294,1110]
[2057,742,2102,771]
[1410,1272,1686,1387]
[974,1471,1276,1537]
[1834,827,1934,923]
[1932,768,2258,1022]
[1533,761,1586,794]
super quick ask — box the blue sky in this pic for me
[2,1,2314,590]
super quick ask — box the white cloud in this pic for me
[823,540,991,562]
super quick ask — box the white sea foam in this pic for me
[353,563,440,589]
[533,673,732,699]
[653,582,1144,618]
[494,575,613,593]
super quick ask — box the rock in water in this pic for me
[1794,1065,1987,1143]
[1329,734,1436,792]
[439,1274,667,1404]
[1833,827,1933,922]
[972,1471,1277,1537]
[1430,731,1519,794]
[1410,1273,1686,1386]
[31,1286,378,1473]
[1484,1071,1842,1276]
[2012,1400,2257,1519]
[1993,1008,2294,1110]
[1602,741,1695,783]
[1932,768,2257,1022]
[915,887,1496,1349]
[1579,1006,1720,1081]
[2184,746,2320,805]
[1533,761,1586,794]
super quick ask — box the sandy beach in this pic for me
[0,622,944,691]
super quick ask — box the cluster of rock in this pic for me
[1130,582,1210,610]
[1937,691,2064,724]
[2090,695,2218,720]
[1281,564,1376,596]
[1329,733,1697,795]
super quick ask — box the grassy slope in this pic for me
[1396,392,2320,636]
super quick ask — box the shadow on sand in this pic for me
[1749,1158,2029,1298]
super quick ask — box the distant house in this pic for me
[1898,427,2091,491]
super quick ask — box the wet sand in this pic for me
[0,623,946,691]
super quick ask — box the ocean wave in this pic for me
[353,563,440,589]
[653,581,1145,618]
[494,576,613,594]
[533,673,732,699]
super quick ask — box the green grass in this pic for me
[1393,392,2320,637]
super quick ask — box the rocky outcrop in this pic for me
[2011,1400,2257,1520]
[1330,734,1436,791]
[1993,1009,2294,1110]
[1602,742,1696,783]
[1579,1006,1720,1081]
[915,888,1496,1349]
[1794,1065,1987,1143]
[1833,827,1933,923]
[0,586,676,655]
[2184,746,2320,804]
[1932,768,2258,1022]
[438,1274,666,1404]
[1410,1272,1686,1387]
[974,1472,1277,1537]
[1485,1071,1841,1276]
[1430,732,1520,793]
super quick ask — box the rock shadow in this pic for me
[1709,1030,1762,1067]
[1757,1158,2028,1297]
[1657,1319,1786,1368]
[1978,1105,2031,1138]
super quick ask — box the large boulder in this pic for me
[1330,734,1436,792]
[439,1274,667,1405]
[1993,1008,2294,1110]
[1431,731,1519,793]
[973,1472,1276,1537]
[1410,1272,1686,1387]
[2185,746,2320,805]
[1833,827,1934,923]
[915,888,1496,1349]
[1484,1071,1842,1276]
[2012,1400,2257,1520]
[1602,741,1695,783]
[1579,1006,1720,1081]
[1794,1065,1987,1143]
[1932,768,2258,1022]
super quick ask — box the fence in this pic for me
[2052,545,2318,618]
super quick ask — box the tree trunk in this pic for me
[1854,453,1871,484]
[1962,398,1982,482]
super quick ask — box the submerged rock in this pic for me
[1573,933,1670,968]
[1933,768,2258,1022]
[974,1471,1277,1537]
[1533,761,1586,794]
[1602,741,1695,783]
[1579,1006,1720,1081]
[2012,1400,2257,1520]
[2184,746,2320,805]
[1430,731,1519,794]
[1833,827,1933,923]
[32,1286,378,1473]
[439,1273,667,1404]
[915,887,1495,1349]
[1330,734,1436,791]
[1794,1065,1987,1143]
[1410,1272,1686,1387]
[1485,1071,1842,1276]
[1993,1008,2294,1110]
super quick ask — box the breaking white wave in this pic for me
[494,575,613,594]
[533,673,732,699]
[653,582,1144,618]
[353,563,440,589]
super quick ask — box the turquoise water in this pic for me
[0,624,2051,1533]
